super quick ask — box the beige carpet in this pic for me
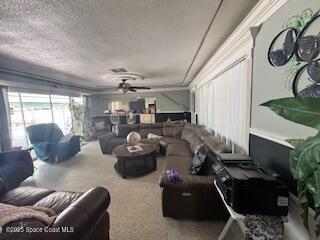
[23,141,242,240]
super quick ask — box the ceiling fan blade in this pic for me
[129,88,137,92]
[130,86,151,89]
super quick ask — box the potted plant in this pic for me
[261,97,320,236]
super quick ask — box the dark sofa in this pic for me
[99,122,174,154]
[0,150,110,240]
[99,122,230,219]
[160,124,230,219]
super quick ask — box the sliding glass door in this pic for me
[21,93,52,126]
[51,95,72,134]
[8,92,27,147]
[8,92,83,147]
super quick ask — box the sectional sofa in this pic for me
[99,122,230,219]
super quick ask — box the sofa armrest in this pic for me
[98,132,116,154]
[49,187,110,240]
[58,135,80,149]
[0,150,32,162]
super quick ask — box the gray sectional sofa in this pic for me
[99,122,230,219]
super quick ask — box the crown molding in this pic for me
[188,0,288,89]
[0,67,97,93]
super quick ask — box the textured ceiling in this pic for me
[0,0,258,90]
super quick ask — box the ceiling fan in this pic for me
[118,79,151,93]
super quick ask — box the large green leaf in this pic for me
[289,133,320,231]
[261,97,320,130]
[286,138,305,148]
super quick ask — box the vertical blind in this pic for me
[195,58,250,153]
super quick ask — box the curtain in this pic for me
[0,86,12,151]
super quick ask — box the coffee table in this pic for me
[112,144,157,178]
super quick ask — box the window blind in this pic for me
[195,58,250,153]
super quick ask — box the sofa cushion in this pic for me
[117,124,139,138]
[162,126,184,138]
[139,123,163,128]
[188,135,203,154]
[159,137,187,150]
[166,143,193,158]
[181,124,198,142]
[162,122,185,127]
[34,191,82,214]
[138,128,162,138]
[163,156,192,176]
[59,133,74,143]
[160,155,213,189]
[204,135,231,155]
[0,186,55,206]
[140,138,160,153]
[196,127,210,140]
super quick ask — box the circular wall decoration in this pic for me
[268,10,320,98]
[268,28,298,67]
[292,59,320,97]
[295,14,320,62]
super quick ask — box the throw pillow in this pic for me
[59,134,74,143]
[147,133,163,139]
[190,144,208,175]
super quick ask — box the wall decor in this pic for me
[268,9,320,97]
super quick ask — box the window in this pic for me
[51,95,72,134]
[8,92,27,147]
[8,92,83,147]
[21,93,52,126]
[195,58,251,153]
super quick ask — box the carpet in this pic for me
[23,141,242,240]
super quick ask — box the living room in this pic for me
[1,0,320,240]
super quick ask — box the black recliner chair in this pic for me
[0,150,34,195]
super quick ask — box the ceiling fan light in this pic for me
[119,88,128,93]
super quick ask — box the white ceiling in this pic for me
[0,0,258,91]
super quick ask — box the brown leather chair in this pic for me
[0,150,110,240]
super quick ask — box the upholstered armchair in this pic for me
[26,123,81,163]
[92,117,111,139]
